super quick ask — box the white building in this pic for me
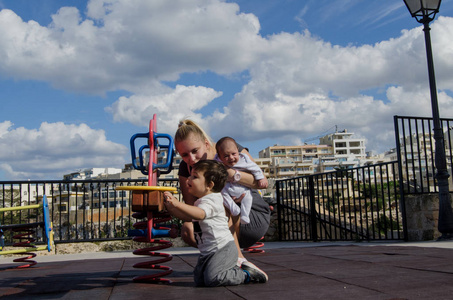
[319,129,366,160]
[63,168,123,180]
[258,129,375,179]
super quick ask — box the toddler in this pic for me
[163,160,267,286]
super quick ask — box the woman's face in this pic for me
[175,132,211,167]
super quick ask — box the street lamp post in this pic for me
[403,0,453,240]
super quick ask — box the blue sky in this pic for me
[1,0,453,180]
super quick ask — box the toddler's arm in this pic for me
[163,191,206,221]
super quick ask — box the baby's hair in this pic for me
[215,136,238,154]
[175,119,214,147]
[193,160,228,193]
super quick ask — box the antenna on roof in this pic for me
[304,125,338,143]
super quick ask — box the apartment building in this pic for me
[319,129,366,159]
[259,144,334,178]
[257,129,370,179]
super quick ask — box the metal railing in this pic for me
[0,179,180,245]
[394,115,453,194]
[276,161,406,241]
[4,116,451,245]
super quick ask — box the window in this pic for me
[272,149,286,155]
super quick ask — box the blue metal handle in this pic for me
[129,132,174,176]
[152,133,175,174]
[130,133,149,175]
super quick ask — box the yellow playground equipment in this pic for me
[0,195,54,268]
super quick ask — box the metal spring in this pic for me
[130,212,174,283]
[244,236,265,254]
[12,227,38,268]
[244,205,274,254]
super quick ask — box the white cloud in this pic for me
[0,0,264,94]
[0,121,128,179]
[106,84,222,135]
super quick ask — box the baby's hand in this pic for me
[258,177,268,189]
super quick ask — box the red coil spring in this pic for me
[244,236,265,254]
[12,227,38,268]
[131,212,173,283]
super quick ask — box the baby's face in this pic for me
[218,141,240,167]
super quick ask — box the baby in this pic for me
[215,137,268,224]
[163,160,267,286]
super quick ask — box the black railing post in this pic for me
[308,176,318,242]
[276,180,283,241]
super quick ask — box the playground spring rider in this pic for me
[0,195,54,268]
[243,200,274,254]
[116,114,177,283]
[244,237,265,253]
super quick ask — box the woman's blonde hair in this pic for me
[175,119,214,147]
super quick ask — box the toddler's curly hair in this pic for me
[193,160,228,193]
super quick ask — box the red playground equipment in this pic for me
[244,237,265,254]
[116,114,177,283]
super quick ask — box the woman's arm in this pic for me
[227,168,258,189]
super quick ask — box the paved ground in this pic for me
[1,241,453,300]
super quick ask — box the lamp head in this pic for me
[403,0,442,23]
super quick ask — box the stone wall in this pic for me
[55,237,188,255]
[404,193,452,241]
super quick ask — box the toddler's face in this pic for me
[218,141,239,167]
[187,168,209,198]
